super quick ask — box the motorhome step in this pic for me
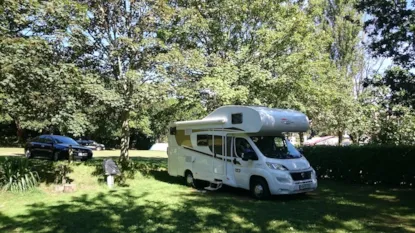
[204,181,223,191]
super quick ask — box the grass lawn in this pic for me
[0,149,414,233]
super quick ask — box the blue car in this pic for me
[24,135,93,161]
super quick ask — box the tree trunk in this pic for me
[338,131,343,145]
[299,132,304,146]
[119,110,130,162]
[14,119,24,144]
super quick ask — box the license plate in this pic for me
[78,152,87,156]
[299,183,312,190]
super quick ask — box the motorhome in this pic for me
[167,105,317,199]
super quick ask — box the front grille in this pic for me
[71,148,88,154]
[290,171,312,181]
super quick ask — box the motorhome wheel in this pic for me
[185,171,204,189]
[185,171,196,187]
[250,178,270,200]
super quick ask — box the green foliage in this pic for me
[113,159,167,185]
[53,162,73,185]
[2,0,409,148]
[364,67,415,110]
[0,157,40,192]
[357,0,415,145]
[0,37,105,137]
[356,0,415,69]
[304,145,415,186]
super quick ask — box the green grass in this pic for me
[0,148,415,233]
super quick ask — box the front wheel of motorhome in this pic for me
[250,177,271,200]
[184,171,203,189]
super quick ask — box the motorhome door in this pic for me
[231,137,255,190]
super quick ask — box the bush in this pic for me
[0,157,40,192]
[303,145,415,186]
[54,162,73,184]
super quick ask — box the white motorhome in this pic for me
[167,105,317,199]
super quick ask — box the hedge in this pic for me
[302,145,415,187]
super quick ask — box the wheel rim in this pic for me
[254,184,264,197]
[186,174,193,185]
[54,153,59,161]
[26,150,31,158]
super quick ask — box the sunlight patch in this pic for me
[323,214,337,222]
[369,194,398,202]
[229,213,261,232]
[335,198,369,208]
[342,220,364,230]
[196,206,222,216]
[267,220,293,232]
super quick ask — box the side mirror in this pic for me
[242,152,258,161]
[298,148,304,154]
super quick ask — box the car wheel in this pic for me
[25,149,32,159]
[250,177,271,200]
[52,151,60,161]
[96,147,102,151]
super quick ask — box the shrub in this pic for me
[54,162,73,184]
[303,145,415,186]
[0,157,40,192]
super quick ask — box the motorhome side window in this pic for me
[208,136,223,155]
[231,113,243,124]
[197,135,209,146]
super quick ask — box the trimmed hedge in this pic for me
[303,145,415,187]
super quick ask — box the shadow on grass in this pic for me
[1,184,415,233]
[1,156,415,233]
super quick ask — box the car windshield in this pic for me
[54,136,79,145]
[250,136,302,159]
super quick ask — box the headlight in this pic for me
[266,162,288,171]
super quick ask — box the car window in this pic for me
[44,137,54,144]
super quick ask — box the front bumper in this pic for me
[71,151,93,160]
[268,170,318,195]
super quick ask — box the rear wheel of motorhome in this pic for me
[250,177,270,200]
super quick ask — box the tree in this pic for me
[0,38,106,140]
[0,0,99,141]
[356,0,415,69]
[311,0,365,143]
[65,0,177,161]
[357,0,415,108]
[162,0,342,124]
[357,0,415,144]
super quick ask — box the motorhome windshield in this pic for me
[250,136,302,159]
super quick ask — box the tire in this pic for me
[185,171,195,187]
[184,171,204,189]
[52,151,60,161]
[250,177,271,200]
[25,149,32,159]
